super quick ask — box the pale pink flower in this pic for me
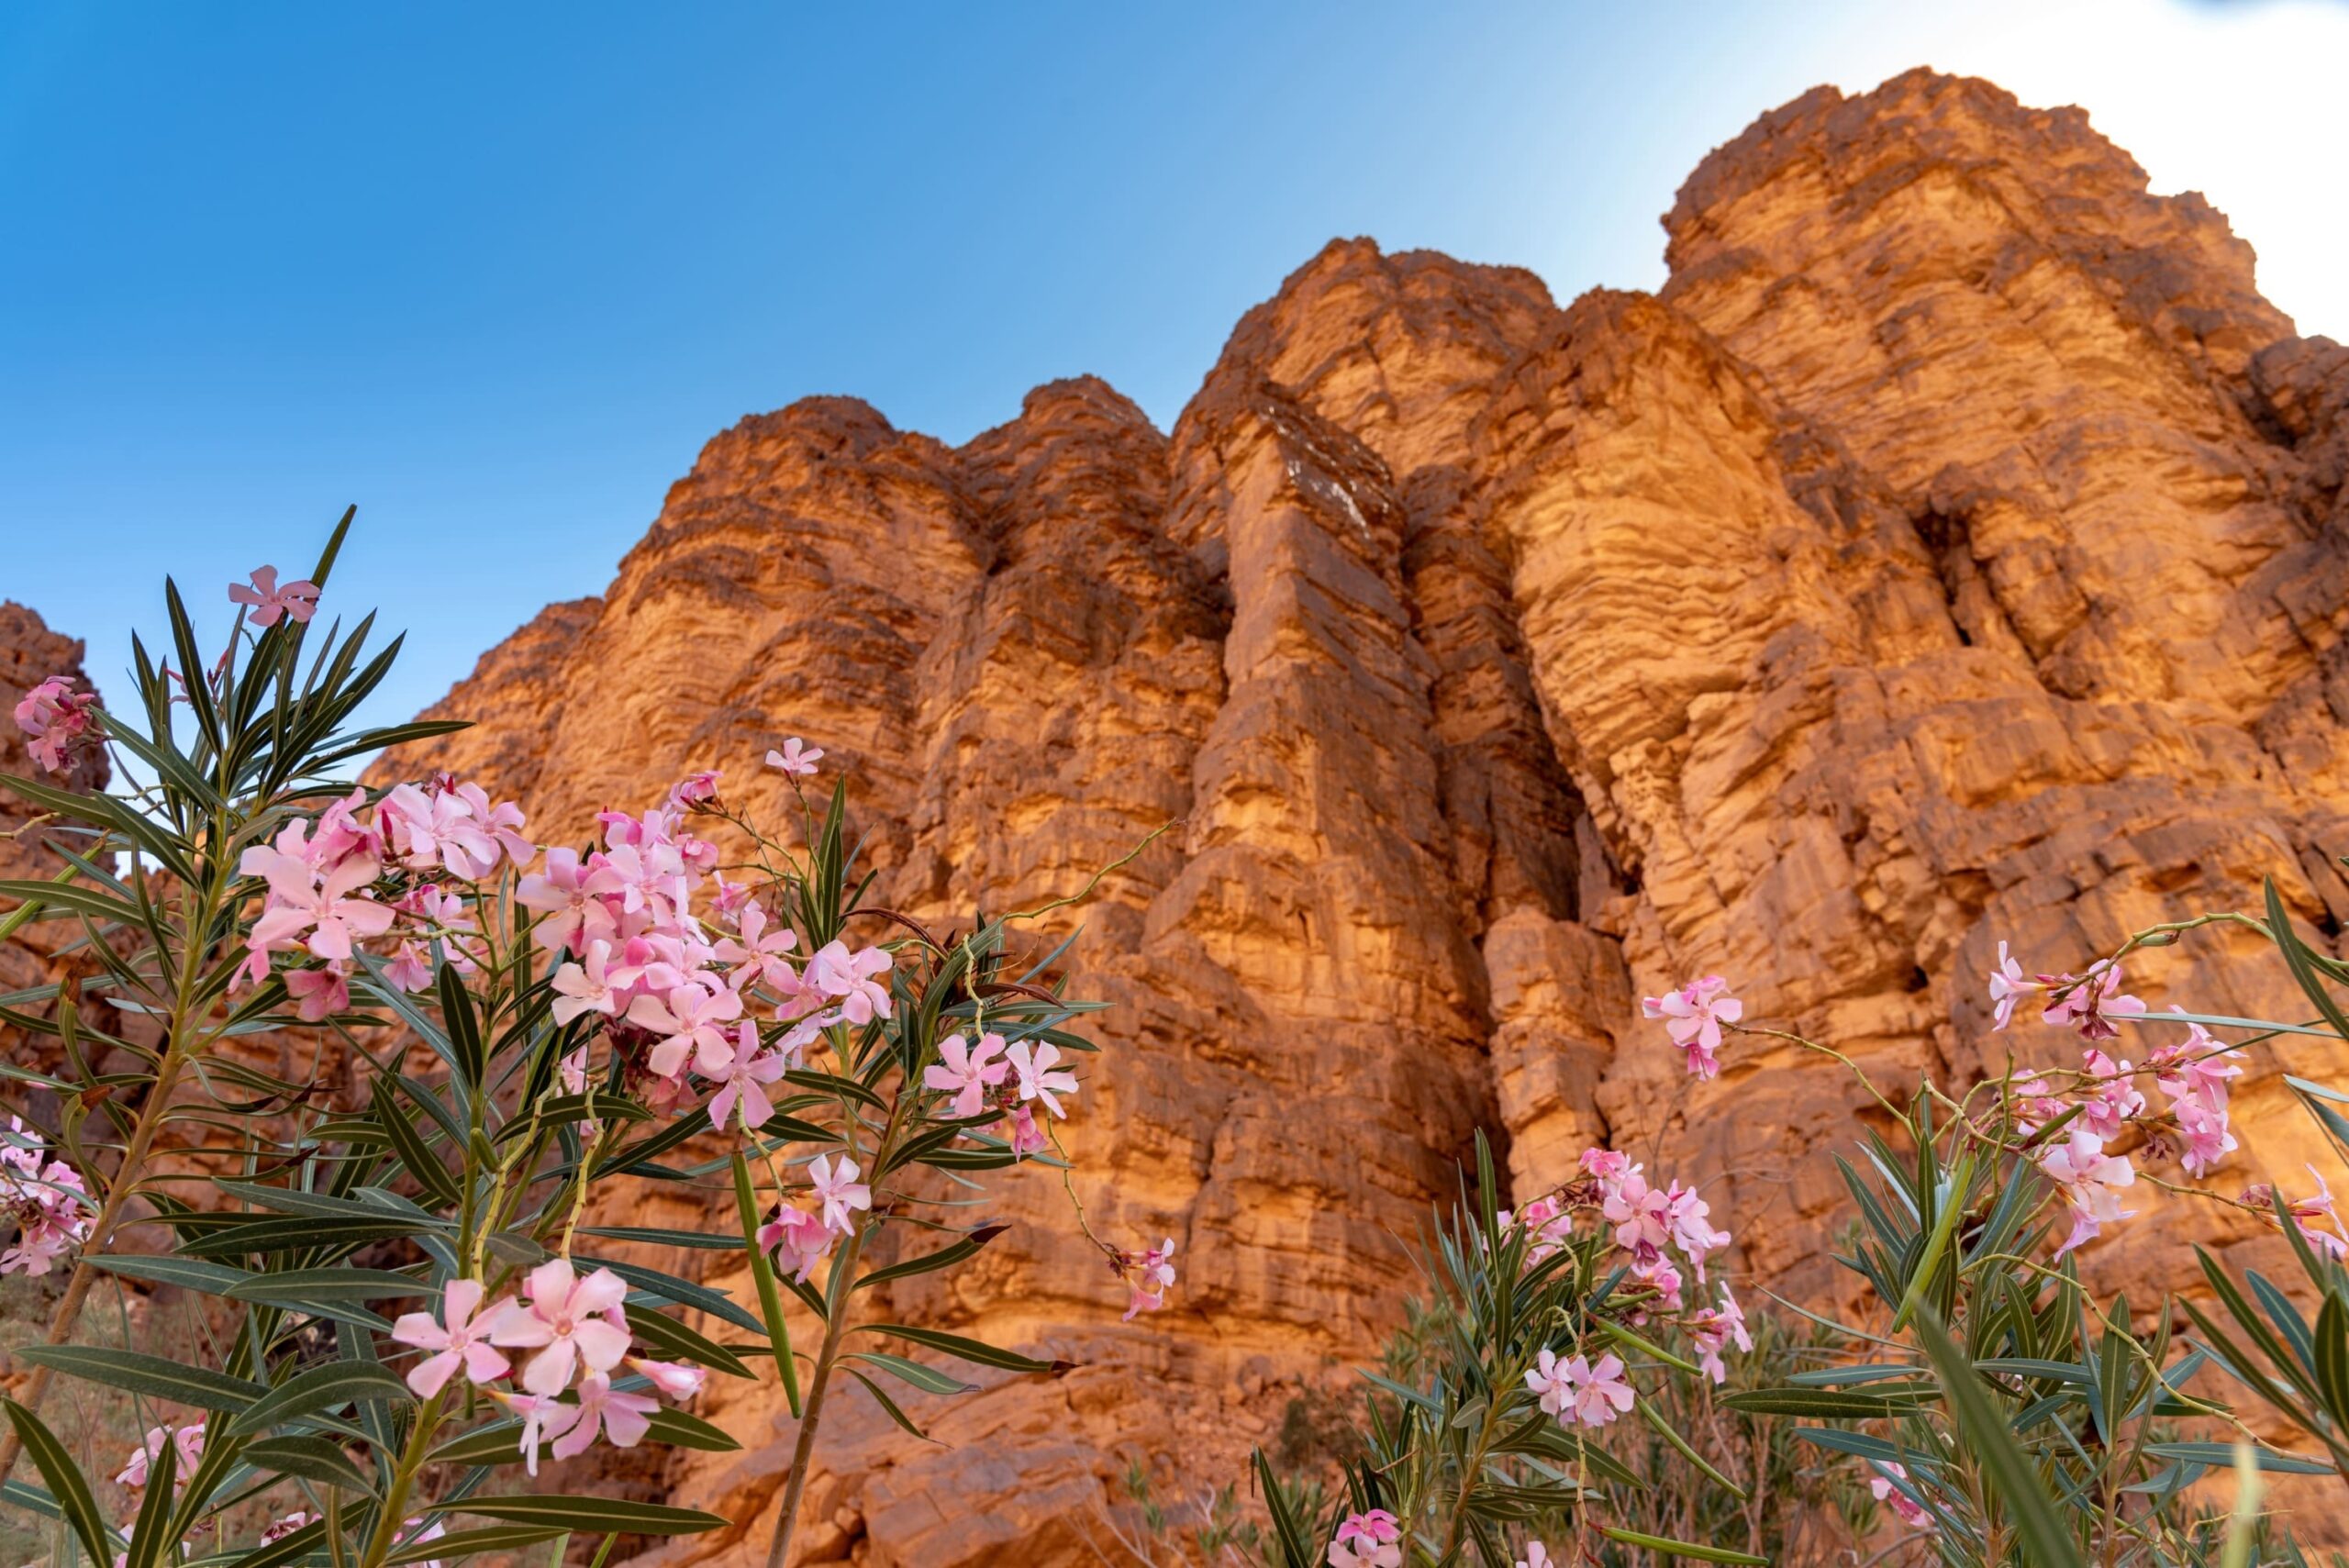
[516,848,624,954]
[2077,1050,2148,1140]
[757,1204,835,1281]
[2042,962,2145,1043]
[395,1516,448,1568]
[1871,1463,1936,1533]
[1602,1168,1671,1256]
[2149,1014,2243,1114]
[1525,1349,1633,1427]
[384,939,433,992]
[711,874,756,922]
[1579,1147,1630,1183]
[1328,1508,1402,1568]
[1,1123,92,1277]
[806,940,894,1025]
[2039,1129,2136,1256]
[551,940,622,1025]
[227,565,319,627]
[2245,1170,2349,1261]
[391,1278,513,1397]
[1123,1238,1176,1320]
[2174,1097,2237,1178]
[284,962,351,1021]
[499,1393,579,1477]
[1689,1282,1753,1384]
[766,737,823,777]
[115,1423,205,1491]
[1628,1248,1686,1314]
[924,1030,1009,1118]
[714,901,799,992]
[1007,1040,1078,1119]
[11,674,103,775]
[551,1371,656,1460]
[1986,940,2042,1031]
[262,1512,321,1543]
[807,1152,871,1236]
[2005,1067,2069,1135]
[1516,1546,1553,1568]
[629,1356,707,1400]
[629,981,746,1079]
[243,843,395,963]
[1641,975,1741,1080]
[667,770,721,808]
[489,1259,632,1396]
[707,1023,790,1131]
[1005,1103,1050,1157]
[1664,1181,1731,1277]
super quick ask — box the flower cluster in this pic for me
[1327,1508,1403,1568]
[1,1117,92,1276]
[114,1421,205,1492]
[12,673,104,776]
[388,1262,705,1473]
[1869,1462,1935,1533]
[1523,1347,1635,1428]
[1641,974,1741,1080]
[2241,1170,2349,1262]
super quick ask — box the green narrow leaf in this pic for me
[2266,878,2349,1042]
[226,1267,426,1306]
[436,959,485,1089]
[87,1254,259,1297]
[227,1361,412,1438]
[240,1433,375,1493]
[221,1516,329,1568]
[732,1151,802,1418]
[845,1321,1067,1375]
[855,1224,1009,1291]
[3,1396,116,1566]
[429,1496,729,1535]
[844,1369,934,1444]
[1597,1527,1768,1565]
[1252,1448,1313,1568]
[842,1350,972,1396]
[626,1305,754,1379]
[12,1346,266,1410]
[1635,1398,1746,1500]
[384,1524,569,1564]
[373,1079,462,1207]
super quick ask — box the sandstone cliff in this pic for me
[50,66,2346,1563]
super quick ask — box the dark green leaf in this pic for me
[240,1433,375,1493]
[430,1496,728,1535]
[12,1346,266,1411]
[227,1362,412,1438]
[3,1396,117,1566]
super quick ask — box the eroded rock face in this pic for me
[353,66,2344,1563]
[0,603,108,1040]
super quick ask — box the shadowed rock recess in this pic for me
[356,68,2344,1562]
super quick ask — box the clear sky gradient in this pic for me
[6,0,2344,737]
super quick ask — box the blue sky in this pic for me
[5,0,2344,737]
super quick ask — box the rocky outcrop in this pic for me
[0,603,108,1043]
[345,66,2349,1564]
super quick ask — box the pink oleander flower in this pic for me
[806,939,894,1025]
[1516,1546,1553,1568]
[380,780,534,881]
[551,1371,657,1460]
[629,980,746,1079]
[1871,1463,1936,1533]
[490,1259,632,1396]
[1509,1195,1575,1266]
[1642,975,1741,1079]
[1602,1167,1671,1256]
[551,940,622,1025]
[1986,940,2045,1031]
[2243,1169,2349,1261]
[12,674,104,775]
[1664,1181,1731,1278]
[242,836,395,963]
[384,939,434,992]
[2149,1013,2243,1115]
[712,873,755,922]
[2077,1049,2148,1140]
[924,1030,1008,1118]
[757,1203,836,1281]
[1006,1103,1050,1156]
[261,1512,321,1544]
[629,1356,707,1400]
[1525,1348,1634,1427]
[1580,1147,1630,1183]
[498,1392,579,1478]
[667,770,721,808]
[391,1278,513,1397]
[2174,1097,2237,1178]
[2,1121,92,1276]
[766,737,823,777]
[2039,1129,2137,1256]
[807,1152,871,1235]
[714,901,799,992]
[1627,1248,1686,1315]
[1123,1238,1177,1320]
[283,962,351,1022]
[2005,1067,2068,1135]
[2042,961,2145,1043]
[1328,1508,1402,1568]
[115,1423,206,1491]
[516,847,625,954]
[707,1023,790,1131]
[228,564,319,627]
[1007,1040,1078,1119]
[1689,1282,1753,1385]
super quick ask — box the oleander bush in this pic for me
[0,514,1169,1568]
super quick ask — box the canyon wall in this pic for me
[11,66,2347,1566]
